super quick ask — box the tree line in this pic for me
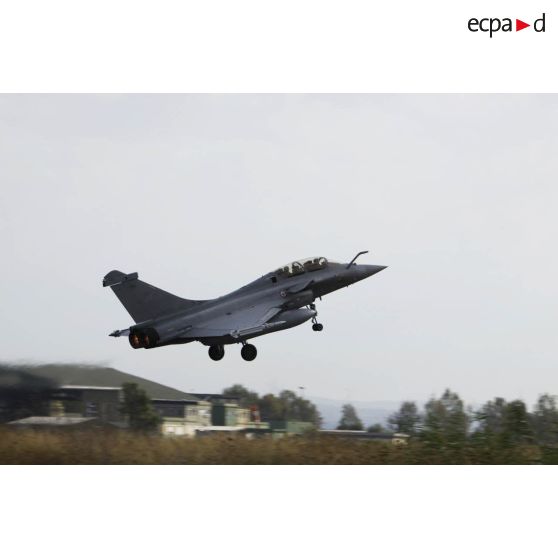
[337,389,558,448]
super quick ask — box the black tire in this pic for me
[312,323,324,332]
[208,345,225,361]
[240,344,257,361]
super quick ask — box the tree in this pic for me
[420,389,469,447]
[259,391,322,426]
[501,399,534,445]
[120,382,161,432]
[222,385,322,427]
[258,393,285,421]
[278,390,321,425]
[222,384,259,407]
[337,404,364,430]
[388,401,421,435]
[475,397,507,433]
[473,397,535,447]
[532,394,558,445]
[472,397,507,444]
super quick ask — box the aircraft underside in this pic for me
[128,305,322,361]
[198,306,321,361]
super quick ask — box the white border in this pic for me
[1,1,555,554]
[1,466,555,557]
[0,1,555,92]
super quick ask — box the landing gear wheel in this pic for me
[208,345,225,361]
[241,343,257,361]
[309,303,322,332]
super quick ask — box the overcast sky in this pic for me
[1,94,557,406]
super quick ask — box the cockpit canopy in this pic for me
[276,256,328,277]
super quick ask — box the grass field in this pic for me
[1,428,556,464]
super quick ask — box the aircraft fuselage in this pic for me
[104,255,386,361]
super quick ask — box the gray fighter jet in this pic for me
[103,251,386,361]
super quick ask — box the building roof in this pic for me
[60,385,121,391]
[8,416,97,426]
[1,364,199,402]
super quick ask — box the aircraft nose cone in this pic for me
[359,264,387,278]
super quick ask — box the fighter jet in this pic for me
[103,251,386,361]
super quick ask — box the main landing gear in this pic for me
[208,345,225,361]
[241,343,257,361]
[309,303,324,332]
[208,343,257,361]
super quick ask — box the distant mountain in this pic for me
[312,396,402,429]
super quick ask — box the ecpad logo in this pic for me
[468,13,546,37]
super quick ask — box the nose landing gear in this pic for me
[309,303,324,332]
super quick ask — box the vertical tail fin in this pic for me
[103,270,204,323]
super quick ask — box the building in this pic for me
[191,393,252,426]
[190,393,270,434]
[152,398,212,436]
[1,364,271,437]
[1,364,210,436]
